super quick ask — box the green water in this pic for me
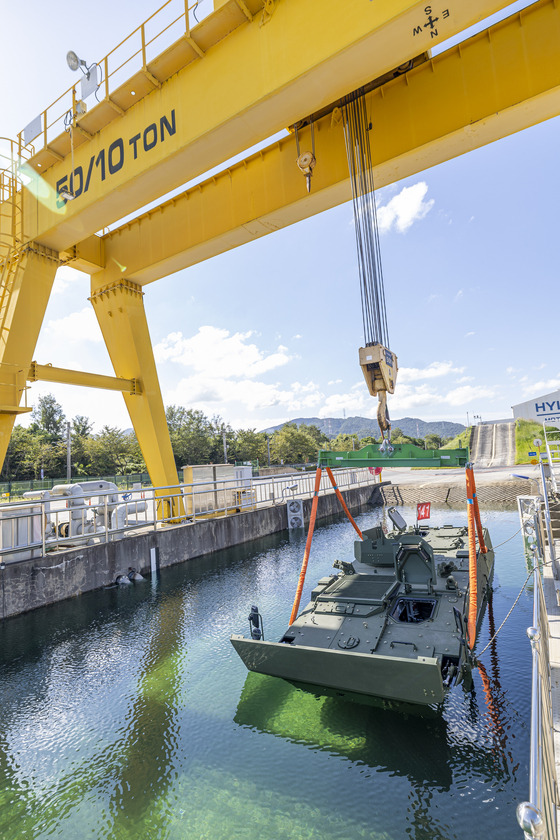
[0,506,531,839]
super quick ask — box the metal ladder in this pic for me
[0,138,27,341]
[544,424,560,495]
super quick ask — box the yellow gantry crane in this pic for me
[0,0,559,516]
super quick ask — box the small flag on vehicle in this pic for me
[417,502,431,521]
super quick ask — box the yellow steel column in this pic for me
[0,245,59,469]
[89,278,184,520]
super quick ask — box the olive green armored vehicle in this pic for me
[231,512,494,706]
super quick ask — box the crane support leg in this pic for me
[0,246,59,471]
[89,278,184,521]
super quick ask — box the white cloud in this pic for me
[464,331,475,338]
[454,290,464,303]
[164,375,324,424]
[444,385,495,406]
[398,361,464,383]
[43,307,102,343]
[155,326,292,379]
[318,391,368,418]
[385,382,495,414]
[389,383,441,412]
[51,265,89,295]
[522,378,560,397]
[377,181,434,234]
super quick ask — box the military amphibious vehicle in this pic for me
[231,512,494,706]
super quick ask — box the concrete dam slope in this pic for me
[470,422,515,468]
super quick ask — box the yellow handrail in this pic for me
[17,0,206,153]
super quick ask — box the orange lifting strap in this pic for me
[466,464,488,554]
[289,467,322,625]
[288,466,365,625]
[325,467,363,540]
[465,464,486,649]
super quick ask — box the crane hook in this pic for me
[294,121,316,192]
[296,151,316,192]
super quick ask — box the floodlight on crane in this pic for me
[66,50,100,100]
[58,187,76,202]
[66,50,88,74]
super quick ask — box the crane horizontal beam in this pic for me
[27,362,141,394]
[84,0,560,288]
[12,0,514,253]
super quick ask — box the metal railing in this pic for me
[517,564,559,839]
[539,460,557,564]
[517,459,560,838]
[16,0,215,154]
[0,472,156,499]
[0,467,375,563]
[544,424,560,496]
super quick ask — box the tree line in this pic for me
[2,393,451,481]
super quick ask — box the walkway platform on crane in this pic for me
[318,442,469,469]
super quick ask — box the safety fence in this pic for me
[544,424,560,496]
[0,464,341,500]
[0,467,375,563]
[517,565,558,840]
[517,482,559,839]
[0,473,156,499]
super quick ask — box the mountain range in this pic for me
[261,416,465,440]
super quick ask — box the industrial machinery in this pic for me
[1,0,559,511]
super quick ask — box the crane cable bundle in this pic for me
[342,90,397,439]
[342,90,389,349]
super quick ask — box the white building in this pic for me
[512,389,560,426]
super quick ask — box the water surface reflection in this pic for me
[0,506,531,839]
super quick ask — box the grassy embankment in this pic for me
[514,419,548,465]
[441,428,472,451]
[442,421,547,464]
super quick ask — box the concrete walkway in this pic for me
[471,423,516,467]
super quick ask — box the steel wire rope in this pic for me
[342,90,390,349]
[476,558,553,659]
[489,524,523,550]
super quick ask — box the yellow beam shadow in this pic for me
[89,0,560,288]
[28,362,141,395]
[14,0,513,253]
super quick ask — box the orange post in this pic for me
[289,467,322,625]
[466,466,478,648]
[325,467,363,540]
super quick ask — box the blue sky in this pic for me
[2,0,558,432]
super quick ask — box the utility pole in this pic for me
[66,421,71,481]
[266,435,271,466]
[223,430,228,464]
